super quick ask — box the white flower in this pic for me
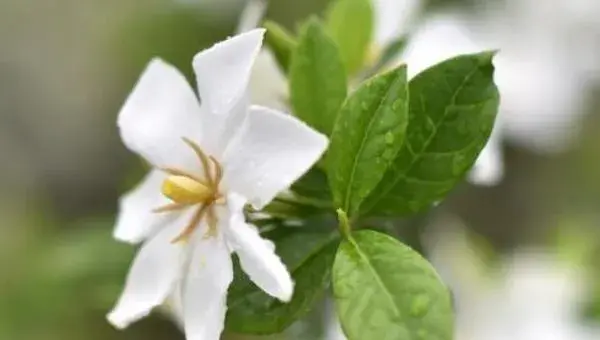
[107,28,328,340]
[375,0,600,186]
[372,0,423,48]
[427,224,600,340]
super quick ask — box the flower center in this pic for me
[153,137,225,243]
[161,175,213,204]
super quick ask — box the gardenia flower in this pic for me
[107,28,328,340]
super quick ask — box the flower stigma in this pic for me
[153,137,225,243]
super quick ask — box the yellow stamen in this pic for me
[161,175,213,204]
[152,202,190,213]
[156,137,228,242]
[171,204,209,244]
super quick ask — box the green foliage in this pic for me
[282,49,497,339]
[326,0,375,75]
[290,18,348,135]
[263,20,297,73]
[361,52,500,216]
[113,13,499,340]
[332,230,454,340]
[225,228,339,334]
[292,168,332,202]
[328,65,409,217]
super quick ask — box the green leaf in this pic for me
[333,230,453,340]
[226,229,339,334]
[290,18,347,135]
[362,52,500,216]
[328,65,409,216]
[326,0,374,75]
[264,20,297,73]
[292,168,332,201]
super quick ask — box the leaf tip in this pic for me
[304,15,324,31]
[476,49,499,64]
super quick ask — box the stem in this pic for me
[336,208,352,239]
[274,195,332,210]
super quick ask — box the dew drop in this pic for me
[384,131,394,144]
[410,294,431,318]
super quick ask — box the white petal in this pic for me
[222,105,328,209]
[236,0,268,34]
[182,230,233,340]
[249,49,289,112]
[192,29,264,117]
[201,95,250,159]
[107,213,190,329]
[117,58,203,170]
[113,170,175,244]
[162,283,185,331]
[373,0,423,47]
[223,193,293,301]
[250,49,288,110]
[494,51,583,153]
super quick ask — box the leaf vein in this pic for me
[363,64,484,213]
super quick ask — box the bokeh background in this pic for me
[1,0,600,339]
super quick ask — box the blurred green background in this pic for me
[1,0,600,339]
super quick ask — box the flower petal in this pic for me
[222,105,328,209]
[192,29,264,117]
[236,0,268,34]
[223,193,293,301]
[107,213,190,329]
[117,58,203,170]
[249,49,289,112]
[181,229,233,340]
[373,0,422,47]
[113,170,176,244]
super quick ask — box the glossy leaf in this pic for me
[264,20,297,73]
[292,168,332,202]
[328,66,408,216]
[226,229,339,334]
[333,230,453,340]
[326,0,374,75]
[290,18,347,135]
[362,52,500,216]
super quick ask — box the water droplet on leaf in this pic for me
[410,294,430,318]
[385,132,394,144]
